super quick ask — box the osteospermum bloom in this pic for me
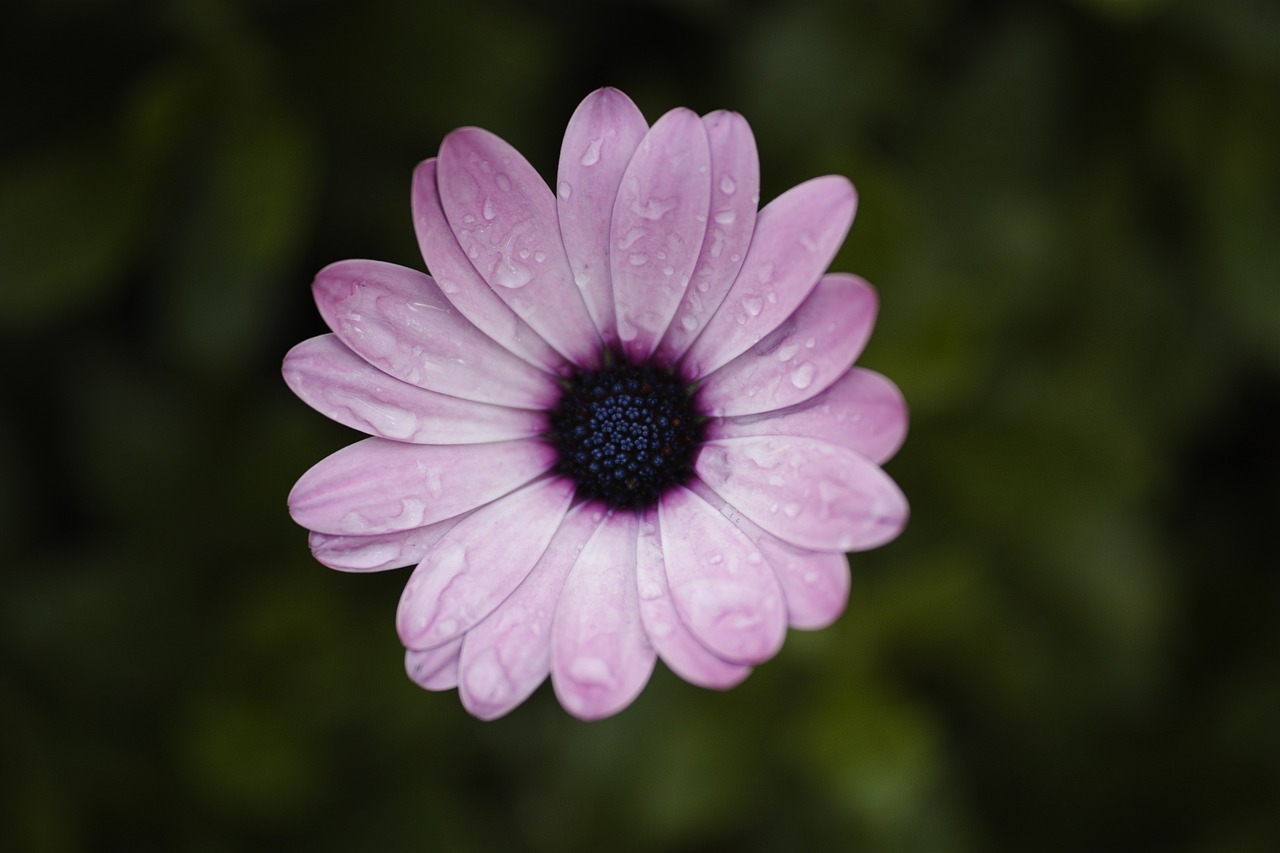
[285,88,908,720]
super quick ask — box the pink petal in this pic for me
[313,259,559,408]
[635,508,752,688]
[397,476,575,650]
[411,159,566,374]
[436,129,601,368]
[654,110,760,366]
[283,334,547,444]
[556,88,649,345]
[695,435,908,552]
[680,176,857,380]
[406,639,463,691]
[756,537,850,630]
[306,510,474,572]
[685,479,851,630]
[706,367,908,466]
[551,511,655,720]
[288,437,555,536]
[458,503,606,720]
[657,486,786,664]
[698,274,877,417]
[610,108,711,362]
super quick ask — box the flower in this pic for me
[284,88,908,720]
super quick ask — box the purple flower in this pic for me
[285,88,908,720]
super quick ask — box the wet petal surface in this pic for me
[458,503,605,720]
[654,110,760,366]
[313,259,559,408]
[551,511,655,720]
[284,334,547,444]
[707,367,908,466]
[406,639,463,691]
[412,159,566,373]
[288,437,555,536]
[695,435,908,552]
[634,508,753,688]
[658,486,786,664]
[397,477,575,650]
[437,129,600,367]
[610,108,710,362]
[681,176,856,380]
[307,510,474,572]
[556,88,648,345]
[698,274,877,417]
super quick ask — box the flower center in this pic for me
[548,358,704,510]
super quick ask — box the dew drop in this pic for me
[720,175,737,195]
[741,296,763,316]
[558,180,572,199]
[628,253,649,266]
[782,503,802,518]
[681,314,698,332]
[534,251,547,263]
[494,260,533,289]
[580,138,603,167]
[662,265,675,276]
[714,210,736,225]
[569,656,614,687]
[482,199,496,221]
[574,271,589,288]
[790,363,816,389]
[496,173,512,192]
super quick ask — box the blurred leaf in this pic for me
[0,139,144,330]
[160,96,318,378]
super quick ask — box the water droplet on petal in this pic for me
[496,173,512,192]
[714,210,736,225]
[790,363,816,389]
[720,175,737,195]
[782,503,802,518]
[628,253,649,266]
[558,180,572,199]
[580,138,603,166]
[494,260,533,289]
[777,342,801,362]
[681,314,698,332]
[569,656,615,687]
[742,296,763,316]
[482,199,496,221]
[534,251,547,263]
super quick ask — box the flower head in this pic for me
[285,88,908,720]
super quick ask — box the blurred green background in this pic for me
[3,0,1279,850]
